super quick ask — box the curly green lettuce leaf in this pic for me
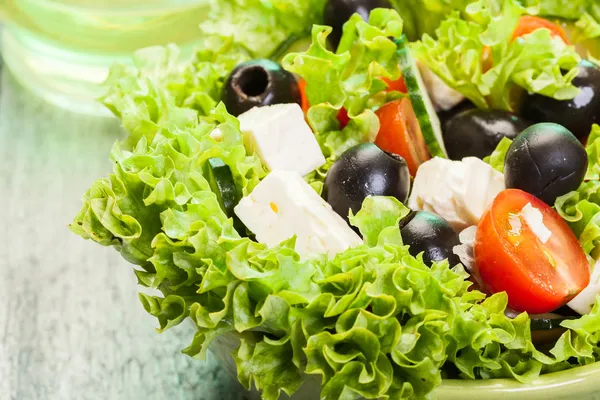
[585,124,600,180]
[70,103,266,268]
[349,196,410,246]
[198,0,326,59]
[411,0,581,111]
[555,180,600,256]
[484,136,513,172]
[572,7,600,45]
[554,124,600,256]
[530,0,600,44]
[389,0,473,41]
[101,38,252,149]
[283,9,403,114]
[281,8,402,180]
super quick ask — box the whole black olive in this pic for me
[442,109,529,160]
[399,211,461,266]
[323,143,410,222]
[324,0,392,50]
[437,100,475,127]
[520,60,600,139]
[222,59,301,117]
[504,123,587,205]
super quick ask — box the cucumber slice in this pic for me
[395,36,448,158]
[530,313,574,331]
[270,35,313,63]
[530,313,574,345]
[205,158,246,235]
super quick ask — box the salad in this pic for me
[71,0,600,399]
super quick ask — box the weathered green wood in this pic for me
[0,65,245,400]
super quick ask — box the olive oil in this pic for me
[0,0,212,115]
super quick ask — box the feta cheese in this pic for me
[568,258,599,315]
[234,170,363,258]
[417,62,465,111]
[521,203,552,244]
[452,226,478,271]
[408,157,504,231]
[238,104,326,176]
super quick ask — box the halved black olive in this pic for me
[504,123,587,205]
[221,59,301,117]
[399,211,461,266]
[520,59,600,139]
[323,143,410,222]
[324,0,392,50]
[442,109,529,160]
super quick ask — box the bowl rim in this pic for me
[435,361,600,399]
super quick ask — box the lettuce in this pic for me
[555,125,600,256]
[389,0,473,41]
[411,0,581,111]
[532,0,600,44]
[484,137,513,172]
[198,0,326,58]
[282,9,403,176]
[390,0,600,44]
[72,8,600,400]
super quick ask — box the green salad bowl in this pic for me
[209,334,600,400]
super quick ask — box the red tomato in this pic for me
[374,98,430,176]
[337,107,350,129]
[512,16,569,44]
[297,79,311,114]
[383,76,407,93]
[474,189,590,314]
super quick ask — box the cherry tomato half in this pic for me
[374,97,430,176]
[512,16,569,44]
[474,189,590,314]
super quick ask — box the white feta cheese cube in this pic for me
[238,104,326,176]
[452,226,478,272]
[569,259,600,315]
[234,170,363,258]
[408,157,505,231]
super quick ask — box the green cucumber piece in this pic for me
[395,36,447,158]
[270,35,313,63]
[530,313,574,331]
[205,158,246,235]
[530,313,574,345]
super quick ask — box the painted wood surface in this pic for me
[0,63,246,400]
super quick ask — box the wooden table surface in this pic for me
[0,61,246,400]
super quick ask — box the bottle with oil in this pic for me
[0,0,213,115]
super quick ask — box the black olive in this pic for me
[504,123,587,205]
[221,59,301,117]
[323,143,410,222]
[399,211,461,266]
[324,0,392,50]
[520,60,600,139]
[442,109,529,160]
[436,100,475,127]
